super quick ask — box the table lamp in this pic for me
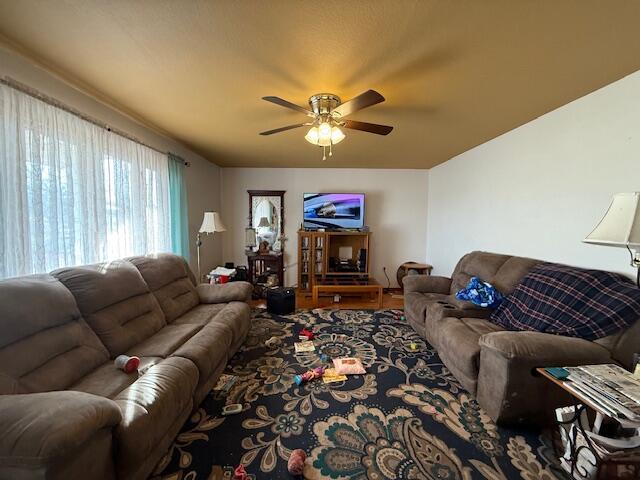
[257,216,271,228]
[196,211,226,282]
[583,192,640,287]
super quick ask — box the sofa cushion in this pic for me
[173,303,226,326]
[0,274,109,394]
[435,317,503,394]
[450,251,540,296]
[176,302,251,349]
[423,297,493,348]
[129,254,200,322]
[403,291,448,338]
[70,357,162,399]
[113,356,198,479]
[172,322,232,393]
[52,260,166,357]
[126,324,202,358]
[213,302,252,349]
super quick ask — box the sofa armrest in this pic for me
[479,331,612,363]
[0,391,121,466]
[402,275,451,294]
[197,281,252,304]
[476,331,612,425]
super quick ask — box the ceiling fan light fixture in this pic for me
[318,121,332,141]
[331,126,345,144]
[262,90,392,159]
[304,126,320,145]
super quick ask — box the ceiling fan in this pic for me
[260,90,393,160]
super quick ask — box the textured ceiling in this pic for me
[0,1,639,168]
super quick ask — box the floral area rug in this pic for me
[154,309,564,480]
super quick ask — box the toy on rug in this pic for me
[114,355,140,374]
[394,314,406,321]
[333,357,366,375]
[298,328,314,340]
[233,464,248,480]
[265,336,283,349]
[294,366,324,385]
[287,449,307,475]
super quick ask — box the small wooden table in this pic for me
[537,367,640,479]
[400,262,433,276]
[312,277,383,308]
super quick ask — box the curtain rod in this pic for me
[0,76,190,167]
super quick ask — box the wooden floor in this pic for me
[251,289,405,310]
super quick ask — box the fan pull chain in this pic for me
[322,145,326,161]
[329,141,333,157]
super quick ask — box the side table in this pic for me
[537,367,640,479]
[398,262,433,291]
[246,251,284,296]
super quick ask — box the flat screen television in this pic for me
[303,193,365,230]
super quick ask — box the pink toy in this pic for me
[114,355,140,374]
[294,366,324,386]
[287,449,306,475]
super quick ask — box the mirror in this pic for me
[248,190,285,253]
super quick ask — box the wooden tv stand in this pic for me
[297,230,371,298]
[312,277,383,308]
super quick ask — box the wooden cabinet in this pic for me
[297,230,370,294]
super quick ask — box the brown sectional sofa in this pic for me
[0,253,252,480]
[404,251,640,425]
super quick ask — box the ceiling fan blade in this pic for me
[262,96,314,116]
[332,89,385,117]
[342,119,393,135]
[259,123,311,135]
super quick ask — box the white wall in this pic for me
[220,168,429,287]
[0,46,223,275]
[427,70,640,279]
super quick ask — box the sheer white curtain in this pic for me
[0,83,171,279]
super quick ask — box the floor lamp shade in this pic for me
[196,211,226,283]
[583,192,640,248]
[200,211,227,233]
[584,192,640,287]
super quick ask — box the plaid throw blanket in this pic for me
[490,263,640,340]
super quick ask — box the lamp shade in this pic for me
[257,216,271,228]
[199,211,226,234]
[584,192,640,248]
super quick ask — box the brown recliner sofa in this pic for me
[404,251,640,425]
[0,253,252,480]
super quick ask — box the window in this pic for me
[0,83,171,278]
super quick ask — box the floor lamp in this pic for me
[196,211,226,283]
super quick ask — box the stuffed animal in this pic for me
[294,366,324,385]
[287,449,306,475]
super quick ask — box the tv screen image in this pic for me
[303,193,365,229]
